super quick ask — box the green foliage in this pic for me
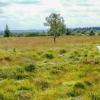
[84,81,93,87]
[36,81,49,90]
[89,30,95,36]
[59,49,66,54]
[24,64,36,72]
[65,28,72,35]
[44,13,66,42]
[15,91,33,100]
[0,92,4,100]
[91,95,100,100]
[67,90,81,97]
[25,32,47,37]
[74,82,85,89]
[44,53,54,59]
[0,37,100,99]
[4,24,10,37]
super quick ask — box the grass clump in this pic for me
[0,36,100,99]
[17,80,34,91]
[14,72,28,80]
[50,66,66,75]
[44,53,54,59]
[35,80,49,91]
[59,49,66,54]
[0,92,4,100]
[91,94,100,100]
[4,56,12,62]
[84,81,93,87]
[24,63,36,72]
[74,82,85,89]
[39,81,49,90]
[67,89,81,97]
[15,91,33,100]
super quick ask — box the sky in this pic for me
[0,0,100,30]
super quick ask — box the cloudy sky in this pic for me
[0,0,100,30]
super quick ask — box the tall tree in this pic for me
[4,24,10,37]
[44,13,66,43]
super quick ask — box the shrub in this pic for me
[74,82,85,89]
[13,48,16,52]
[0,71,8,79]
[84,81,93,87]
[44,53,54,59]
[24,64,36,72]
[59,49,66,54]
[67,90,80,97]
[14,72,27,80]
[4,56,11,62]
[89,30,95,36]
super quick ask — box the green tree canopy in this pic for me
[4,24,10,37]
[44,13,66,42]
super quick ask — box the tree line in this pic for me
[3,13,100,42]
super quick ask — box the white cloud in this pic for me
[0,0,100,30]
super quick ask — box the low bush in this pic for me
[59,49,66,54]
[74,82,85,89]
[67,90,81,97]
[14,72,27,80]
[84,81,93,87]
[4,56,12,62]
[24,64,36,72]
[44,53,54,59]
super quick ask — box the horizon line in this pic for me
[0,26,100,31]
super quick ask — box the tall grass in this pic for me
[0,36,100,100]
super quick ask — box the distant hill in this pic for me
[11,29,47,33]
[0,29,47,34]
[72,27,100,32]
[0,27,100,35]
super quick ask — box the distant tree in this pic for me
[89,30,95,36]
[65,28,71,35]
[81,30,87,35]
[4,24,10,37]
[44,13,66,43]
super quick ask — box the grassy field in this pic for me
[0,36,100,100]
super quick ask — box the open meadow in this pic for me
[0,36,100,100]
